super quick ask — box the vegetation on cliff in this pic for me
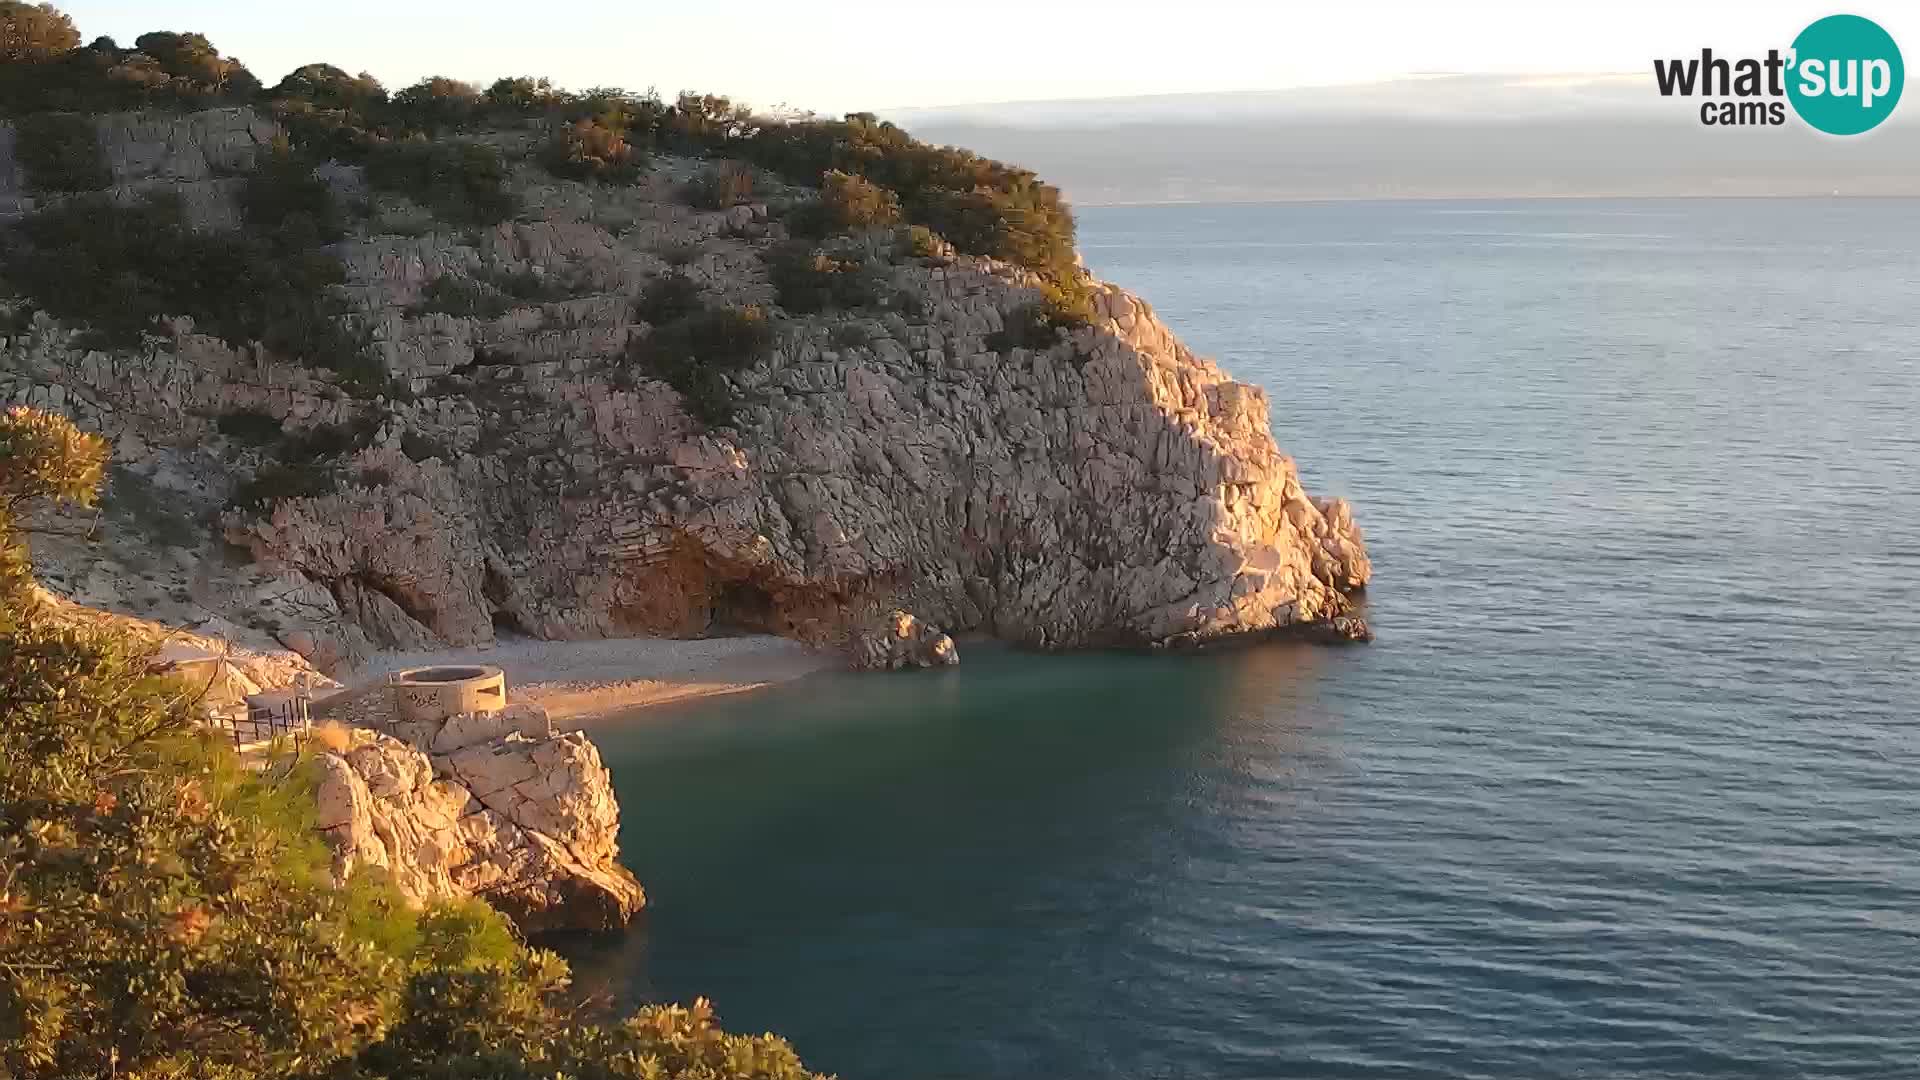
[0,1,1091,354]
[0,406,830,1079]
[3,189,366,376]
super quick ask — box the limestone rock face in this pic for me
[312,712,644,933]
[214,265,1372,653]
[4,108,1372,663]
[851,610,960,671]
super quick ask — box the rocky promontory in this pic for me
[1,104,1370,673]
[312,702,644,932]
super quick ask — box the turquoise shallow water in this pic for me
[564,199,1920,1079]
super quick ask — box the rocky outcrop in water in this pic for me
[311,704,644,932]
[851,609,959,671]
[2,107,1372,672]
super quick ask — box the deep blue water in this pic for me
[569,200,1920,1079]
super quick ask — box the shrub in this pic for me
[685,161,754,210]
[739,112,1081,292]
[364,139,516,225]
[668,90,751,146]
[400,430,452,463]
[270,62,387,112]
[215,407,284,446]
[129,30,259,98]
[483,264,575,302]
[226,459,336,509]
[566,86,670,142]
[1040,270,1098,328]
[239,148,342,243]
[819,169,900,230]
[0,21,258,114]
[2,193,361,375]
[539,117,645,184]
[0,419,832,1078]
[635,272,703,325]
[657,240,701,267]
[986,302,1063,353]
[897,223,945,259]
[483,75,564,113]
[0,404,106,524]
[628,305,773,426]
[391,75,481,132]
[0,1,79,63]
[768,242,881,314]
[279,413,381,465]
[13,111,107,191]
[411,275,513,319]
[1,406,106,607]
[779,198,831,241]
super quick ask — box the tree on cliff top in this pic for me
[0,1,77,63]
[0,407,830,1080]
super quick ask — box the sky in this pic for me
[49,0,1902,116]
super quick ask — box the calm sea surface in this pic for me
[566,200,1920,1079]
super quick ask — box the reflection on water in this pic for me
[556,641,1345,1056]
[556,199,1920,1080]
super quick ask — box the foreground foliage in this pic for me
[0,407,831,1078]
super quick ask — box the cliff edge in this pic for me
[1,106,1370,669]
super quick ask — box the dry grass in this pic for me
[307,720,353,753]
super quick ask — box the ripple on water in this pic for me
[556,200,1920,1080]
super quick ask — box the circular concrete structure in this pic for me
[391,665,506,723]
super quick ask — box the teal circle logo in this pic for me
[1788,14,1904,135]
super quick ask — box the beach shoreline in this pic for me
[346,633,830,723]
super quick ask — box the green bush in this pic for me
[668,90,750,147]
[129,30,259,98]
[226,459,336,509]
[768,242,881,314]
[897,223,945,259]
[628,304,773,426]
[539,117,645,184]
[411,275,513,319]
[0,28,258,114]
[684,160,754,210]
[13,111,107,191]
[239,148,342,243]
[818,169,900,230]
[2,193,364,378]
[986,302,1065,353]
[278,411,383,466]
[413,265,575,318]
[270,62,387,112]
[391,75,480,132]
[0,1,80,63]
[635,272,704,325]
[215,407,283,445]
[741,112,1078,280]
[1040,270,1098,328]
[0,416,831,1078]
[364,139,516,225]
[400,430,452,463]
[483,75,564,113]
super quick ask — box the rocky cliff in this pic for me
[311,703,644,932]
[2,107,1370,671]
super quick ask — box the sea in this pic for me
[561,199,1920,1079]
